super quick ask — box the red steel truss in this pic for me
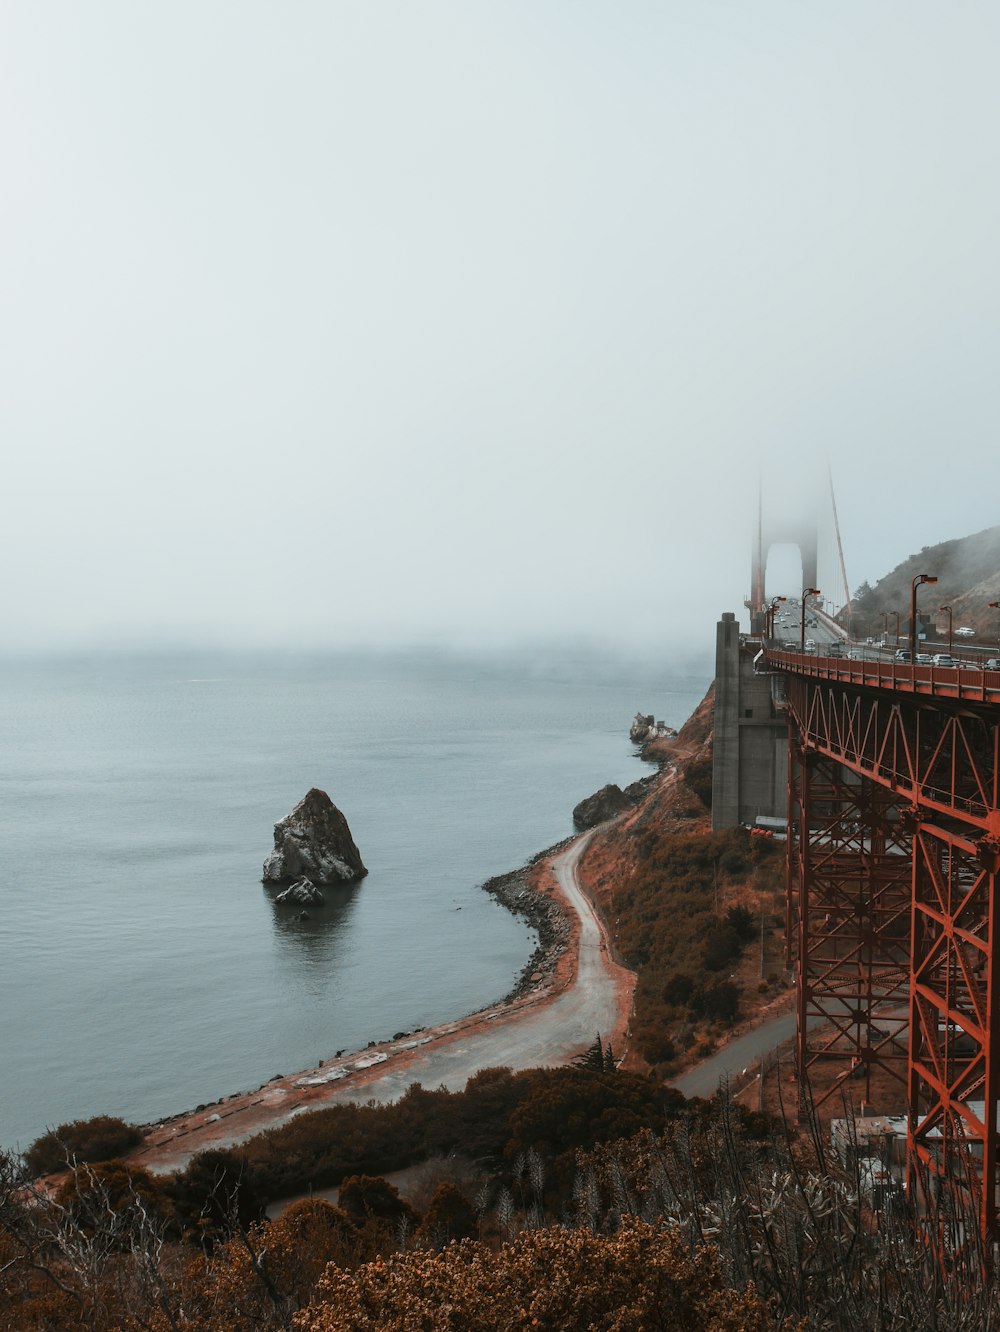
[787,742,910,1107]
[769,650,1000,1246]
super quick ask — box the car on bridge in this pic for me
[932,653,958,668]
[984,658,1000,670]
[895,648,912,663]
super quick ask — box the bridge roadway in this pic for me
[767,645,1000,704]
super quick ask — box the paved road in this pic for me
[673,1012,796,1099]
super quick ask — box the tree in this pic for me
[414,1182,477,1247]
[337,1175,419,1233]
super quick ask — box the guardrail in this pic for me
[763,646,1000,703]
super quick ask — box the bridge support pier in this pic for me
[788,748,910,1108]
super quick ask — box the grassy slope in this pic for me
[578,685,789,1075]
[855,523,1000,639]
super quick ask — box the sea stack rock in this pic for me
[263,789,368,886]
[572,783,630,829]
[630,712,655,744]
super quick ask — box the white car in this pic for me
[804,638,816,649]
[932,653,958,668]
[956,627,976,638]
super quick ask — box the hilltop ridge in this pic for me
[851,523,1000,640]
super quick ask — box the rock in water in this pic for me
[572,783,630,829]
[263,789,368,885]
[630,712,655,743]
[276,877,326,906]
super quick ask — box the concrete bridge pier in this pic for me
[711,612,788,832]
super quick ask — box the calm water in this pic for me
[0,647,708,1151]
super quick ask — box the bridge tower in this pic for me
[749,467,851,631]
[750,488,819,627]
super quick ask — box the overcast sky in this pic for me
[3,2,998,655]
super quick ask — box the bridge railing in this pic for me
[762,646,1000,703]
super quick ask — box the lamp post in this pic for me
[880,611,888,646]
[889,611,900,648]
[766,596,787,639]
[801,587,821,652]
[939,605,953,657]
[909,574,938,661]
[990,601,999,653]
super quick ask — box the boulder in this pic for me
[263,789,368,885]
[275,877,325,906]
[624,777,654,804]
[572,783,630,829]
[629,712,655,744]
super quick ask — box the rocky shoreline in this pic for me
[138,842,583,1148]
[480,839,575,1002]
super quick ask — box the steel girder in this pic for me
[908,819,1000,1248]
[784,676,1000,833]
[779,667,1000,1246]
[788,741,910,1108]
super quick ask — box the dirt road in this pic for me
[134,829,636,1175]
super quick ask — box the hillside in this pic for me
[577,685,789,1075]
[850,523,1000,641]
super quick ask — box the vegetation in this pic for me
[846,524,1000,640]
[5,1090,999,1329]
[24,1116,144,1177]
[159,1065,685,1223]
[683,752,714,808]
[608,826,784,1069]
[295,1218,776,1330]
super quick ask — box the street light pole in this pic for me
[909,574,938,661]
[890,611,900,648]
[939,605,953,657]
[880,611,888,646]
[990,601,999,654]
[801,587,821,652]
[766,596,786,639]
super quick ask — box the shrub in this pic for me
[414,1181,477,1247]
[338,1175,420,1232]
[684,755,714,807]
[663,973,695,1005]
[297,1218,775,1330]
[693,980,741,1026]
[55,1159,177,1239]
[24,1115,144,1178]
[701,925,742,972]
[725,904,755,940]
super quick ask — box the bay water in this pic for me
[0,647,708,1152]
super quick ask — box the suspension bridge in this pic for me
[714,472,1000,1253]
